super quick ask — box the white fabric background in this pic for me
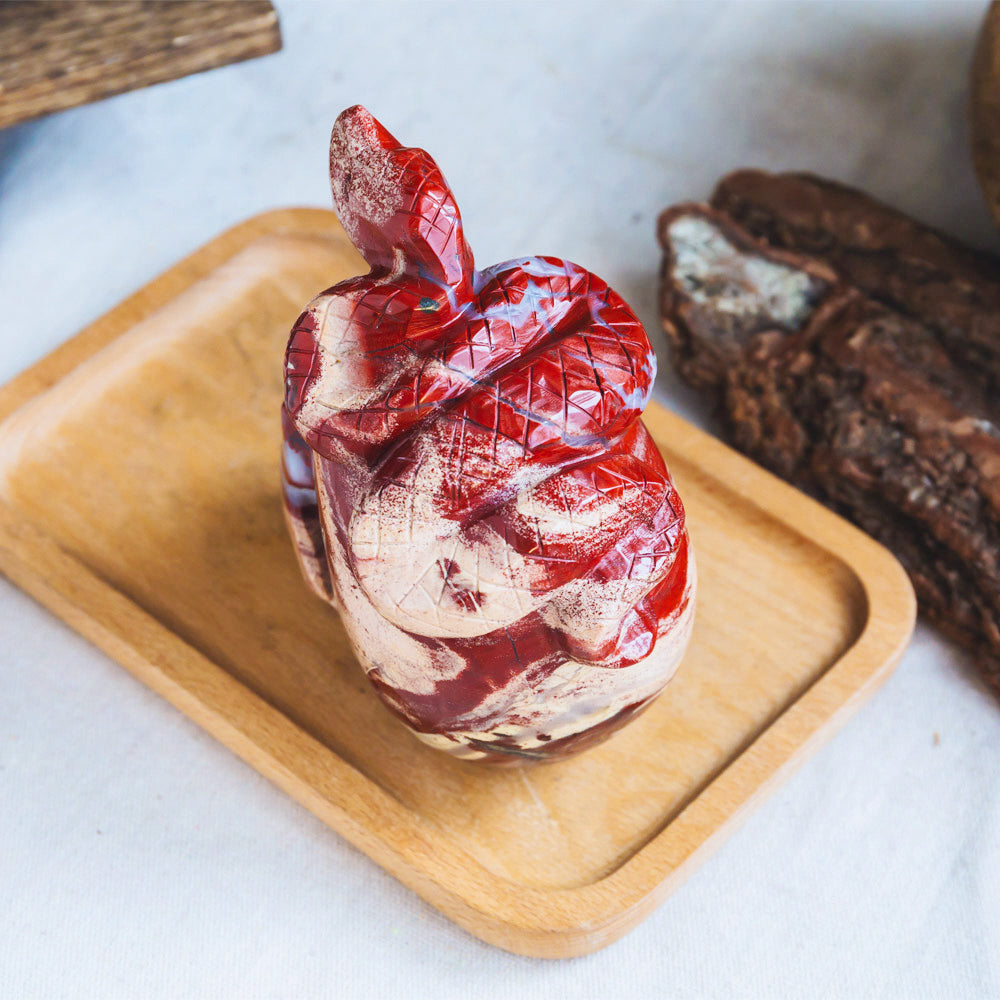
[2,2,999,997]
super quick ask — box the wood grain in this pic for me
[0,209,916,957]
[0,1,281,129]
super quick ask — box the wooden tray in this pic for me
[0,210,916,958]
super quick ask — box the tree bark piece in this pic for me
[658,185,1000,693]
[711,169,1000,394]
[0,1,281,130]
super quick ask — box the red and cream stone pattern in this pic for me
[282,106,695,762]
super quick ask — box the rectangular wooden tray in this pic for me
[0,210,916,958]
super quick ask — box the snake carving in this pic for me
[282,106,695,762]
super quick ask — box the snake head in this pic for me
[329,105,475,291]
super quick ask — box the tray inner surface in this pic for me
[0,232,866,891]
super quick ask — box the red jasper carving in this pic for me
[282,107,695,762]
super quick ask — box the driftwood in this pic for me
[0,1,281,129]
[971,1,1000,232]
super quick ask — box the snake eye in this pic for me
[419,297,438,312]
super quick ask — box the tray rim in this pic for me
[0,208,917,958]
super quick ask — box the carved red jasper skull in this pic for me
[282,106,695,762]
